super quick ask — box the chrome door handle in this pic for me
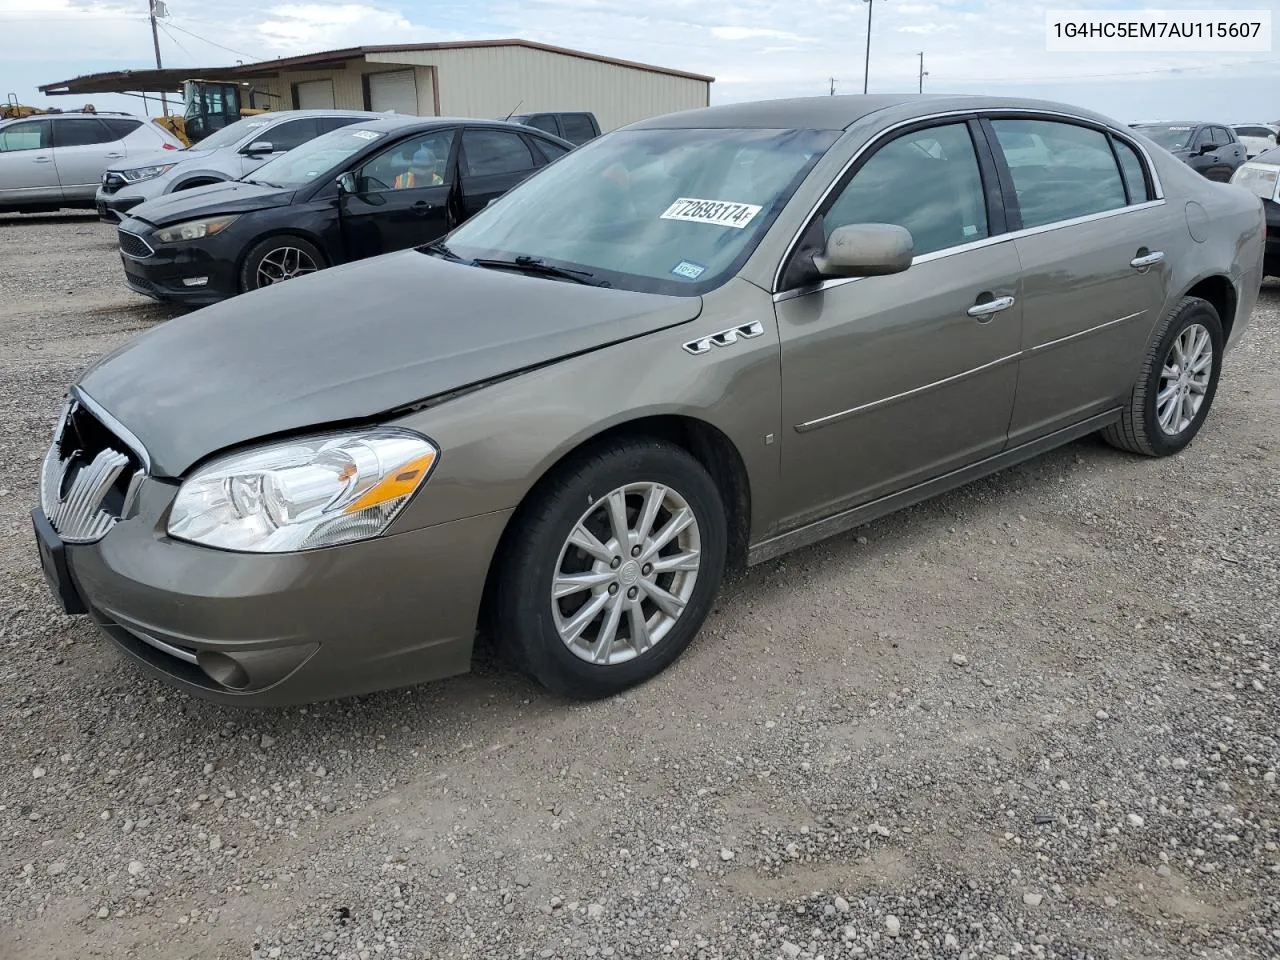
[104,153,124,159]
[33,156,53,163]
[1130,251,1165,269]
[967,295,1015,318]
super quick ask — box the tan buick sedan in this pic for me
[33,95,1265,705]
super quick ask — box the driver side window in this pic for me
[356,129,456,194]
[823,123,989,257]
[0,119,50,153]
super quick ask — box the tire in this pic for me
[1102,296,1224,457]
[239,235,325,293]
[490,438,728,699]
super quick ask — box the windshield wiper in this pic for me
[472,255,608,286]
[243,177,283,188]
[420,239,473,264]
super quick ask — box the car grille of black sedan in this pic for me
[117,229,154,260]
[40,400,144,544]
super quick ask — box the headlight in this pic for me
[118,163,176,183]
[168,428,438,553]
[155,215,239,243]
[1231,161,1280,202]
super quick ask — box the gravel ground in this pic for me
[0,214,1277,960]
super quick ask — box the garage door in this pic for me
[294,79,335,110]
[368,70,418,115]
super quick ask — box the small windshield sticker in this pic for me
[671,260,707,280]
[246,120,269,128]
[660,197,762,229]
[350,130,380,140]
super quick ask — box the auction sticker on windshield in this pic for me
[660,198,763,229]
[350,130,381,140]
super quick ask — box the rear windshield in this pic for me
[1133,124,1195,151]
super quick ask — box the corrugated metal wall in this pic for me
[368,47,709,130]
[251,60,437,116]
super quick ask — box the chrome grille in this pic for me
[118,229,154,260]
[39,399,145,544]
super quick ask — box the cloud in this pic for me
[710,26,808,42]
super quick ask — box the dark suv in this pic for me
[1131,122,1247,181]
[509,112,600,145]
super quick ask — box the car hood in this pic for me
[77,251,703,477]
[128,180,295,225]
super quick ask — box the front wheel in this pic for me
[490,438,728,698]
[1102,295,1224,457]
[239,235,325,293]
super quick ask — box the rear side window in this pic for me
[523,114,560,136]
[1211,126,1234,145]
[461,129,536,177]
[991,119,1126,229]
[824,122,989,256]
[318,116,361,134]
[0,119,51,152]
[533,137,571,162]
[560,114,597,144]
[53,118,115,147]
[101,118,143,139]
[1112,137,1152,203]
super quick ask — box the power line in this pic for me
[158,22,196,64]
[163,21,263,61]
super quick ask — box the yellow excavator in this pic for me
[152,80,274,146]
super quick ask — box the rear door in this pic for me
[51,117,124,200]
[339,127,458,258]
[456,127,540,220]
[985,117,1175,443]
[0,119,57,203]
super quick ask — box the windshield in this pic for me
[442,126,839,295]
[195,115,275,152]
[245,125,388,188]
[1134,124,1196,151]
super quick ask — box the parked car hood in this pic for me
[77,251,703,477]
[127,181,296,225]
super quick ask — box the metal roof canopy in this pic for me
[40,39,715,97]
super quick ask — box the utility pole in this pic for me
[918,51,928,93]
[862,0,874,94]
[829,77,836,96]
[148,0,169,116]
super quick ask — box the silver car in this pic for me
[33,95,1266,706]
[94,110,384,222]
[0,112,184,215]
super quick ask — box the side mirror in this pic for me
[242,140,274,155]
[336,172,356,195]
[812,223,914,279]
[1196,142,1219,156]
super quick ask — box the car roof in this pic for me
[333,115,572,139]
[258,109,384,119]
[1133,121,1211,127]
[630,94,1137,132]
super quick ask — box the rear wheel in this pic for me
[1102,296,1223,457]
[490,438,727,698]
[239,235,325,293]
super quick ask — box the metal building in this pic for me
[40,40,714,133]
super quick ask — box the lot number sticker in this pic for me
[350,130,381,140]
[660,197,762,229]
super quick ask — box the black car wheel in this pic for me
[1102,296,1224,457]
[239,235,326,293]
[490,437,727,699]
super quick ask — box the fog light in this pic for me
[197,650,250,690]
[181,276,209,287]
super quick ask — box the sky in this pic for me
[2,0,1278,124]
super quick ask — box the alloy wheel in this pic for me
[551,482,702,666]
[1156,322,1213,435]
[256,246,318,287]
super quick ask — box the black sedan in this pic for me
[114,117,574,305]
[1130,121,1247,182]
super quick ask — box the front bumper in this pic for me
[96,182,159,223]
[1264,198,1280,278]
[39,477,512,706]
[117,217,241,306]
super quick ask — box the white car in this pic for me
[0,112,184,215]
[1232,124,1279,159]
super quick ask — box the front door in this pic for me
[984,118,1175,443]
[0,119,57,204]
[456,127,541,221]
[774,120,1022,527]
[339,127,458,259]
